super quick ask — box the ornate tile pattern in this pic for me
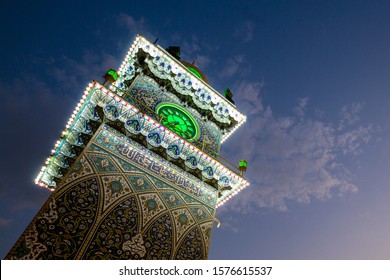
[8,178,100,259]
[63,155,94,185]
[21,35,250,261]
[199,221,214,253]
[123,75,222,155]
[172,208,196,243]
[90,155,119,173]
[138,193,167,228]
[122,234,146,258]
[128,175,155,192]
[7,126,217,259]
[160,192,185,208]
[174,227,204,260]
[189,206,211,222]
[112,156,140,172]
[36,82,248,208]
[82,196,139,259]
[142,213,173,259]
[101,175,132,211]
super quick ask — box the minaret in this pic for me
[6,35,248,260]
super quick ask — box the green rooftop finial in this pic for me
[239,160,247,175]
[102,68,118,85]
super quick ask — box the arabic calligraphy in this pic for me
[115,144,204,197]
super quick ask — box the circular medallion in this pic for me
[156,103,199,141]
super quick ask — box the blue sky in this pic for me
[1,0,390,259]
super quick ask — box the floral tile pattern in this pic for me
[7,126,217,259]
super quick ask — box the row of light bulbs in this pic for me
[118,35,141,76]
[220,115,248,144]
[34,81,98,190]
[216,181,250,208]
[35,81,248,198]
[117,35,246,125]
[111,133,218,199]
[116,35,247,147]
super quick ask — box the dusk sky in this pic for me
[1,0,390,259]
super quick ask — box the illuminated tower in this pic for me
[6,35,248,260]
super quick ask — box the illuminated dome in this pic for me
[181,61,209,84]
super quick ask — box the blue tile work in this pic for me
[95,125,218,207]
[6,125,216,259]
[123,75,222,156]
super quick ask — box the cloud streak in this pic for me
[117,14,146,33]
[338,102,363,131]
[219,55,245,78]
[220,81,372,213]
[51,51,119,91]
[234,21,255,43]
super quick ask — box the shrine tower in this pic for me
[6,35,248,259]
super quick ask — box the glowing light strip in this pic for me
[100,125,217,202]
[34,81,99,190]
[116,35,247,143]
[35,81,248,206]
[220,115,247,144]
[118,35,141,76]
[152,38,244,120]
[216,181,250,208]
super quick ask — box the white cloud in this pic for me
[336,125,372,155]
[117,14,146,32]
[219,82,371,214]
[234,80,264,115]
[234,21,255,43]
[219,55,245,78]
[218,215,240,233]
[181,36,202,55]
[193,55,210,69]
[293,97,309,118]
[178,36,214,72]
[338,102,363,130]
[51,51,119,90]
